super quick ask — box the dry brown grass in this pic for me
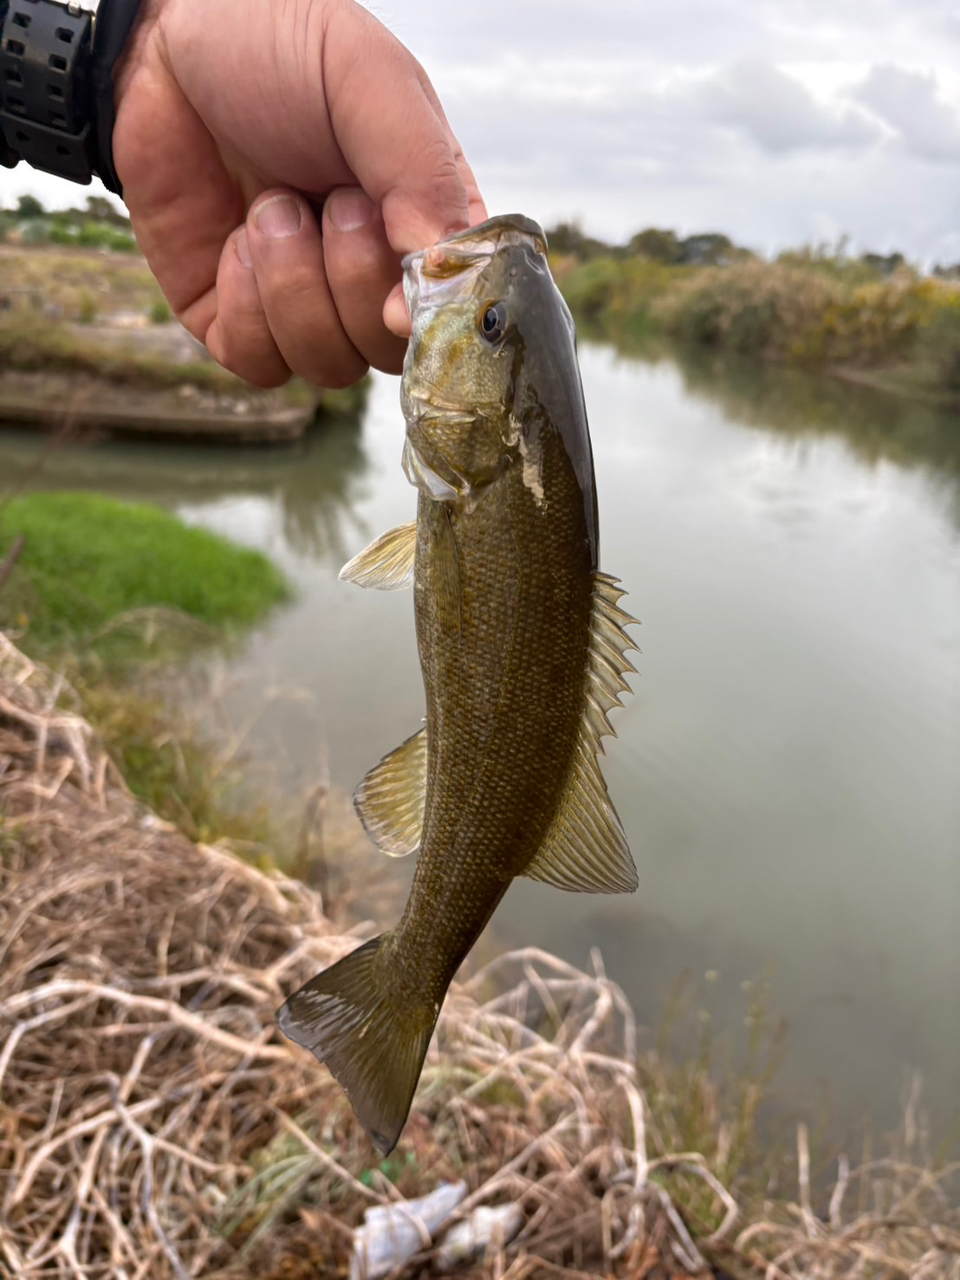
[1,632,957,1279]
[0,244,162,315]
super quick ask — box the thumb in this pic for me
[377,127,489,336]
[324,10,484,255]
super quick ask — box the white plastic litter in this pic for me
[349,1180,467,1280]
[436,1203,525,1270]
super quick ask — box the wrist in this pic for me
[0,0,145,193]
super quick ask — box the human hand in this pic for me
[112,0,486,388]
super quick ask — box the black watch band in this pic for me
[0,0,143,195]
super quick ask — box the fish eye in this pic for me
[479,302,507,344]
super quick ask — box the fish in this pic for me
[277,213,638,1156]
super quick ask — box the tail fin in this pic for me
[277,934,437,1155]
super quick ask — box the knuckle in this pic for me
[419,138,462,210]
[209,325,289,389]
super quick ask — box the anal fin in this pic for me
[339,521,417,590]
[355,728,427,857]
[523,572,639,895]
[524,742,637,893]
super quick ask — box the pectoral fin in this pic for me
[523,573,640,895]
[354,728,427,857]
[339,521,417,590]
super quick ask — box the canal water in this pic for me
[2,343,957,1145]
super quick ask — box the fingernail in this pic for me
[328,188,375,232]
[254,194,302,239]
[235,228,253,268]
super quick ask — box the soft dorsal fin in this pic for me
[524,573,639,894]
[339,521,417,590]
[354,728,427,857]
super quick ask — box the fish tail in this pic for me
[277,934,438,1156]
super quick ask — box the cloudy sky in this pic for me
[3,0,960,264]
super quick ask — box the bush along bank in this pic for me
[0,242,369,438]
[552,247,960,407]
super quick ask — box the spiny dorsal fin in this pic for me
[339,521,417,590]
[524,573,639,894]
[354,728,427,857]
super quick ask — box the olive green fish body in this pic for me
[395,438,596,997]
[278,215,638,1155]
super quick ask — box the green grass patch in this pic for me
[148,298,173,325]
[0,492,290,656]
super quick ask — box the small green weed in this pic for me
[148,297,173,325]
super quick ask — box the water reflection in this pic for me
[623,339,960,531]
[0,415,370,562]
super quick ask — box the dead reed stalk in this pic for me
[1,633,956,1278]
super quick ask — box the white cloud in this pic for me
[4,2,960,265]
[700,59,880,154]
[853,65,960,164]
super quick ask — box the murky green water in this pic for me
[2,344,958,1143]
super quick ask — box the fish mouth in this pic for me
[402,214,547,316]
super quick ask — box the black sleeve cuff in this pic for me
[91,0,144,195]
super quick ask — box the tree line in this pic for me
[546,220,960,280]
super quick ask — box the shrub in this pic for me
[558,256,624,320]
[77,290,99,324]
[913,290,960,393]
[149,297,173,324]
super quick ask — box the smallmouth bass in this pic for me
[278,214,638,1155]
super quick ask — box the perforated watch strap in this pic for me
[0,1,16,167]
[0,0,97,182]
[0,0,143,192]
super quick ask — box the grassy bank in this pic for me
[553,248,960,406]
[0,309,369,415]
[0,244,368,422]
[0,310,268,396]
[0,491,290,658]
[0,487,379,885]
